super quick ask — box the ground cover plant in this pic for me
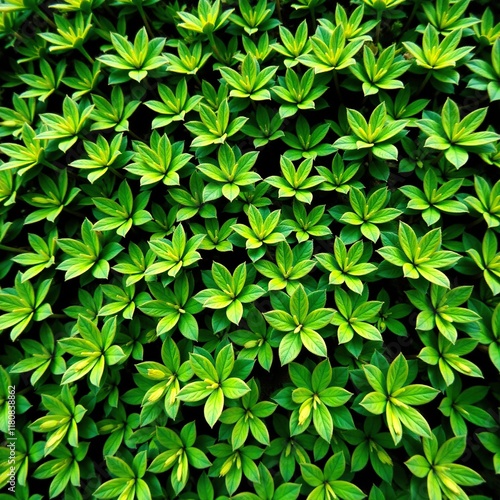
[0,0,500,498]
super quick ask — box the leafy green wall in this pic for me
[0,0,499,498]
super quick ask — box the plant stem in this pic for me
[63,207,85,218]
[193,73,202,87]
[333,71,342,102]
[276,0,282,23]
[375,11,383,46]
[430,150,444,165]
[138,5,155,39]
[467,216,485,229]
[128,129,144,141]
[110,167,125,179]
[33,6,56,29]
[416,72,432,96]
[89,87,107,98]
[42,160,61,173]
[310,8,316,27]
[207,32,224,63]
[49,313,68,319]
[11,31,26,43]
[399,0,421,38]
[368,151,373,165]
[16,387,33,396]
[0,243,28,253]
[458,93,489,111]
[78,45,94,65]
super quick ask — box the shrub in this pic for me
[0,0,499,498]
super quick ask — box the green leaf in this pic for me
[176,381,213,402]
[279,332,302,365]
[313,402,333,442]
[226,299,243,324]
[360,392,387,415]
[386,354,408,394]
[395,385,439,406]
[393,405,432,438]
[301,328,327,357]
[312,359,332,393]
[191,353,219,382]
[264,310,296,331]
[205,388,224,428]
[406,455,431,478]
[300,463,323,487]
[363,365,386,394]
[94,478,134,498]
[435,436,466,464]
[222,378,250,399]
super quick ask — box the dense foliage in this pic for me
[0,0,499,498]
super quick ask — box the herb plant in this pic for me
[0,0,499,499]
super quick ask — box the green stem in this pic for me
[78,45,94,65]
[458,93,489,111]
[42,160,61,173]
[138,5,155,39]
[193,73,202,87]
[128,129,143,141]
[430,150,444,165]
[103,5,115,19]
[467,216,485,229]
[0,243,28,253]
[333,71,342,102]
[11,31,26,43]
[63,207,85,218]
[110,167,125,179]
[207,32,224,63]
[276,0,282,23]
[33,6,56,29]
[16,387,32,396]
[399,0,421,37]
[375,11,383,46]
[89,87,107,98]
[48,313,68,319]
[310,7,316,27]
[416,72,432,96]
